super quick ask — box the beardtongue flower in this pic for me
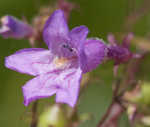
[5,10,106,107]
[107,33,139,75]
[0,15,33,39]
[107,33,133,65]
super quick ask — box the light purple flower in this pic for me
[0,15,33,39]
[5,10,106,107]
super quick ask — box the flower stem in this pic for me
[97,100,124,127]
[31,101,38,127]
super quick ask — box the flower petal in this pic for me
[56,68,82,107]
[23,67,82,107]
[83,38,106,73]
[5,48,54,76]
[22,74,58,106]
[43,9,69,53]
[0,15,33,39]
[69,26,89,72]
[69,25,89,50]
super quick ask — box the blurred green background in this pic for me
[0,0,149,127]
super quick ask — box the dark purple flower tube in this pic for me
[107,33,133,65]
[106,33,135,76]
[107,45,132,64]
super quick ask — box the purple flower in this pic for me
[5,10,106,107]
[107,33,133,65]
[0,15,33,39]
[106,33,140,75]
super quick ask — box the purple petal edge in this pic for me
[5,48,53,76]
